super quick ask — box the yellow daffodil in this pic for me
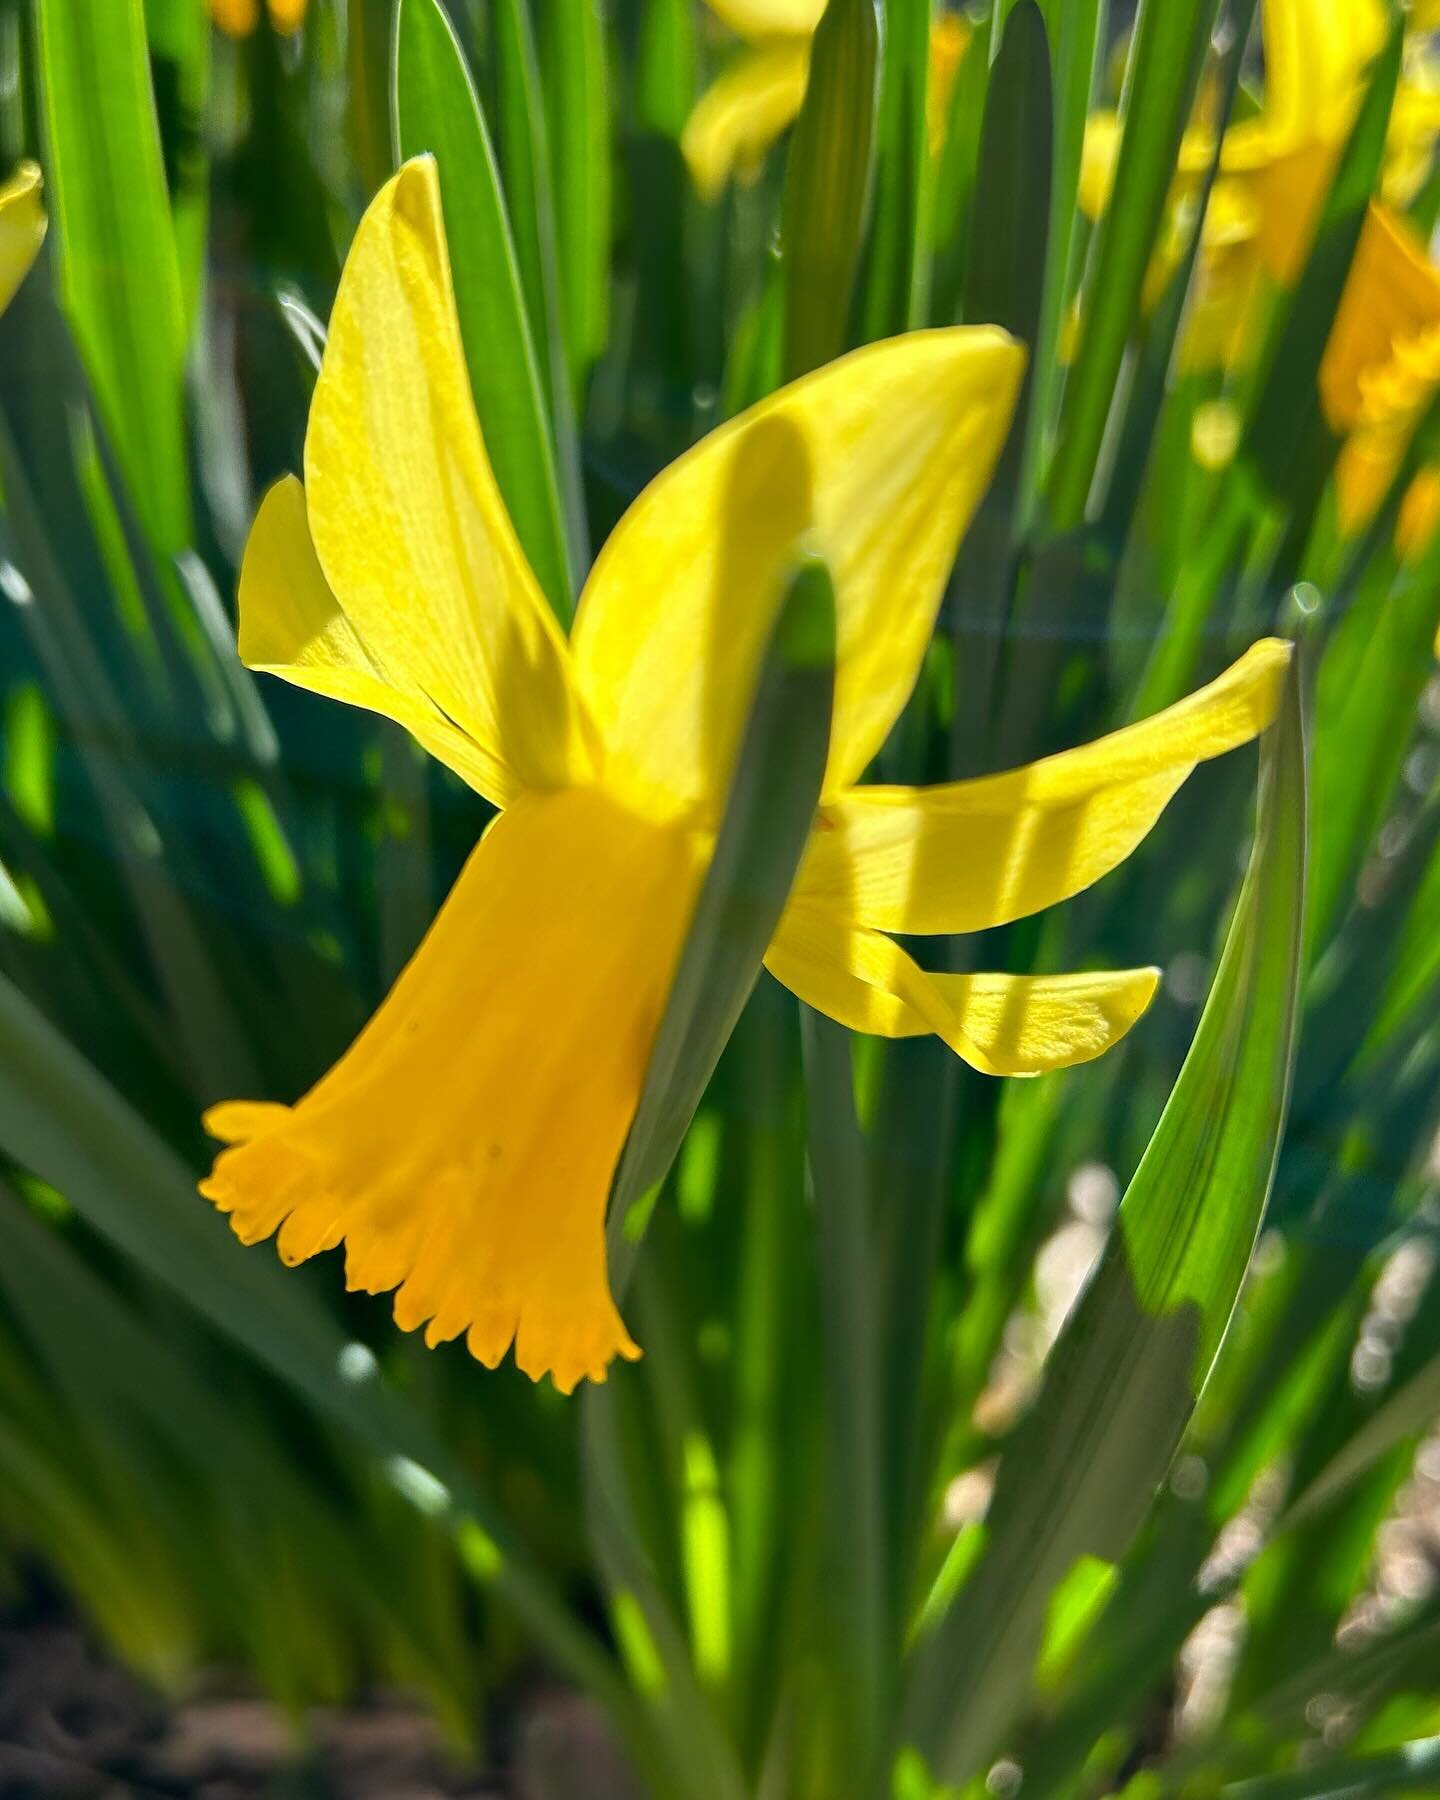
[200,157,1290,1392]
[1396,464,1440,565]
[1079,0,1391,374]
[683,2,972,202]
[208,0,306,38]
[1323,204,1440,532]
[0,162,45,317]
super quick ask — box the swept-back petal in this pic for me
[682,40,812,203]
[201,785,705,1394]
[765,902,1159,1075]
[706,0,827,40]
[791,638,1290,935]
[304,156,594,808]
[0,162,45,317]
[573,329,1024,824]
[238,477,524,798]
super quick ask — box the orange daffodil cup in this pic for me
[201,157,1291,1394]
[0,162,46,317]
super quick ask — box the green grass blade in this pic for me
[537,0,610,404]
[0,968,654,1756]
[490,0,590,575]
[902,658,1308,1784]
[1044,0,1219,532]
[1018,0,1103,519]
[1220,1736,1440,1800]
[607,554,836,1286]
[860,0,931,339]
[780,0,881,381]
[394,0,575,619]
[35,0,192,556]
[801,1010,889,1782]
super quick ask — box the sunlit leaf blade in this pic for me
[607,554,836,1284]
[780,0,881,381]
[394,0,574,619]
[903,659,1308,1784]
[861,0,931,338]
[1045,0,1219,532]
[1020,0,1102,516]
[1307,532,1440,951]
[537,0,611,403]
[36,0,191,555]
[800,1010,889,1779]
[1219,1735,1440,1800]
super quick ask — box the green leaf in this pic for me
[537,0,611,403]
[801,1010,889,1779]
[607,553,836,1288]
[861,0,932,339]
[1045,0,1220,532]
[489,0,589,573]
[902,657,1308,1783]
[0,964,661,1768]
[1307,537,1440,951]
[1019,0,1103,518]
[36,0,192,556]
[780,0,881,381]
[1220,1736,1440,1800]
[394,0,575,620]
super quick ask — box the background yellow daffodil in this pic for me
[207,0,307,39]
[683,0,972,201]
[201,156,1289,1395]
[0,162,45,316]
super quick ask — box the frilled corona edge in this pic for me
[202,789,703,1395]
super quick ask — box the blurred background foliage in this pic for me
[0,0,1438,1796]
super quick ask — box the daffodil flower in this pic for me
[200,157,1290,1393]
[682,1,972,202]
[0,162,46,317]
[1079,0,1392,375]
[207,0,306,38]
[1324,204,1440,533]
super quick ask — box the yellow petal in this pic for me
[765,902,1160,1075]
[1078,112,1122,219]
[681,40,812,202]
[266,0,307,32]
[1334,425,1407,536]
[705,0,827,40]
[1261,0,1387,148]
[790,638,1291,936]
[237,476,521,798]
[0,162,46,317]
[1397,465,1440,565]
[303,156,595,808]
[207,0,259,34]
[928,15,972,159]
[202,784,705,1395]
[1319,204,1440,434]
[573,328,1025,824]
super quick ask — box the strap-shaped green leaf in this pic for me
[1045,0,1219,533]
[394,0,575,620]
[903,656,1308,1783]
[781,0,881,381]
[0,969,656,1766]
[36,0,191,556]
[607,554,836,1289]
